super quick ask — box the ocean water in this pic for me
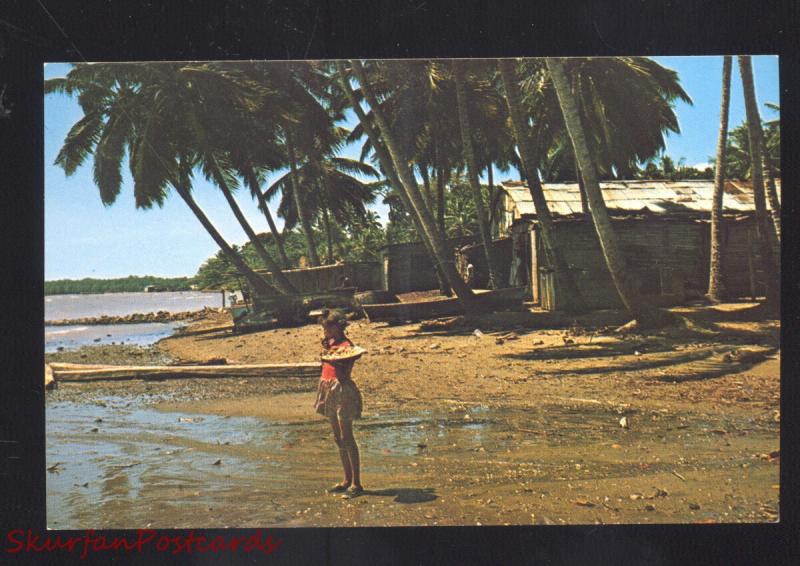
[44,291,228,352]
[45,291,226,321]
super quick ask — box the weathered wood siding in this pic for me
[381,237,474,293]
[455,238,513,289]
[536,216,767,310]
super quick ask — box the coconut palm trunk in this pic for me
[575,162,589,215]
[453,62,502,289]
[499,58,586,312]
[738,55,780,308]
[207,163,298,295]
[546,57,647,318]
[708,55,732,302]
[763,157,781,241]
[336,61,452,296]
[173,181,277,298]
[342,61,477,306]
[285,129,321,266]
[243,168,292,269]
[322,203,335,264]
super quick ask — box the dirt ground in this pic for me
[46,302,780,527]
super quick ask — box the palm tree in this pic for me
[498,58,587,312]
[738,57,780,245]
[335,61,454,296]
[248,61,341,267]
[346,59,478,307]
[343,60,460,294]
[144,63,297,295]
[46,63,279,298]
[738,56,780,308]
[265,151,382,264]
[546,57,650,320]
[529,57,692,179]
[708,56,732,302]
[453,60,502,288]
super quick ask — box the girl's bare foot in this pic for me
[345,484,364,497]
[328,481,351,493]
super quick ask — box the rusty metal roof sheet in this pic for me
[499,179,780,218]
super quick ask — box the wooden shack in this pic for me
[484,179,780,311]
[379,236,474,293]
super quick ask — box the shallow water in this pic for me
[45,291,226,320]
[45,322,185,353]
[46,395,780,528]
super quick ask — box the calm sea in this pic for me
[44,291,228,352]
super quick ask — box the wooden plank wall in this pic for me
[536,216,767,310]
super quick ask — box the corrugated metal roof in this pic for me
[499,179,781,218]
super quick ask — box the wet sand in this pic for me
[46,302,780,527]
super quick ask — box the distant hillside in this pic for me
[45,276,195,295]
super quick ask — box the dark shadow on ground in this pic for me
[531,347,724,376]
[501,339,673,361]
[356,487,438,503]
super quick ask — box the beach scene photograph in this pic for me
[44,56,780,528]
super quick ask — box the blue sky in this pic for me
[44,56,779,280]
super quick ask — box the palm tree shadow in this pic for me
[359,487,438,503]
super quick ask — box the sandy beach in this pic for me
[44,301,780,528]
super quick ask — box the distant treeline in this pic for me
[45,276,195,295]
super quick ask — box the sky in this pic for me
[44,56,780,280]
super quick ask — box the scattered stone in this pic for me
[619,416,629,429]
[212,459,222,466]
[689,502,701,510]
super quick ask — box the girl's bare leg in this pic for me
[339,418,361,487]
[329,416,352,485]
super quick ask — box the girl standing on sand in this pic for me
[314,309,364,496]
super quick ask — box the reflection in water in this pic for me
[47,398,779,529]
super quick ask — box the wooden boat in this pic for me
[48,361,321,382]
[229,288,358,332]
[362,286,527,322]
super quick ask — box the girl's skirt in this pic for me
[314,378,363,421]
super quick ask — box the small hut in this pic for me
[481,179,780,311]
[379,236,474,294]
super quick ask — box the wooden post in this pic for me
[221,289,226,308]
[747,228,756,301]
[530,226,539,304]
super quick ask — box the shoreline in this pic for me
[45,302,780,526]
[45,307,221,327]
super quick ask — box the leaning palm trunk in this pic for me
[208,162,298,295]
[546,57,647,319]
[762,155,781,241]
[322,204,335,264]
[336,61,451,296]
[244,168,292,269]
[454,62,503,289]
[499,59,586,312]
[173,181,277,298]
[342,61,477,306]
[708,56,732,302]
[285,129,321,266]
[738,56,780,309]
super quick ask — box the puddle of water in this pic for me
[46,397,779,528]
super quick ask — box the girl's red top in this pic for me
[320,337,355,381]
